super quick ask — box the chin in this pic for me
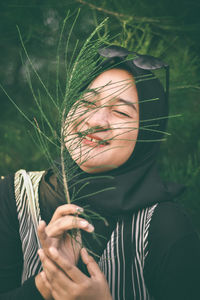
[79,162,118,173]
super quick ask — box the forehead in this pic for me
[90,68,135,88]
[87,69,138,105]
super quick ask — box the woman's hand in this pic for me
[36,204,94,299]
[38,247,113,300]
[37,204,94,265]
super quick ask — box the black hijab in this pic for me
[39,56,184,222]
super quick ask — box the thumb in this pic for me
[81,248,102,278]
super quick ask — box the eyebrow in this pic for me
[117,98,137,112]
[86,89,137,112]
[85,88,99,96]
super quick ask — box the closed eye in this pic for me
[113,110,131,117]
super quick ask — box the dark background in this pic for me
[0,0,200,230]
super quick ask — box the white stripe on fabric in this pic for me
[111,229,116,300]
[135,211,143,299]
[144,204,157,261]
[98,205,157,300]
[116,222,121,300]
[131,216,137,299]
[15,169,44,283]
[120,221,126,300]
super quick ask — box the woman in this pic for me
[0,46,200,300]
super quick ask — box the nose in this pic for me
[86,106,110,129]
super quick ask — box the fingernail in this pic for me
[81,247,88,256]
[77,207,84,213]
[87,224,94,232]
[80,220,88,227]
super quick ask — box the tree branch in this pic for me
[75,0,164,23]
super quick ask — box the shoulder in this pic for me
[0,169,44,226]
[0,172,20,237]
[145,200,200,271]
[149,201,197,243]
[0,173,14,195]
[0,173,15,214]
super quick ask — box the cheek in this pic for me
[115,119,139,143]
[120,131,138,164]
[119,120,139,153]
[66,107,87,135]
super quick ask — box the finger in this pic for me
[81,248,103,278]
[46,216,94,237]
[40,270,52,292]
[48,247,88,284]
[38,249,74,288]
[37,220,51,249]
[51,204,84,222]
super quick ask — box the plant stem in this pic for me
[61,107,71,204]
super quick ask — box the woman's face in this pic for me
[65,68,139,173]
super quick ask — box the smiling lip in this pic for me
[82,134,109,147]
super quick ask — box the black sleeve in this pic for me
[144,201,200,300]
[0,175,44,300]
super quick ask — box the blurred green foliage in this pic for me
[0,0,199,230]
